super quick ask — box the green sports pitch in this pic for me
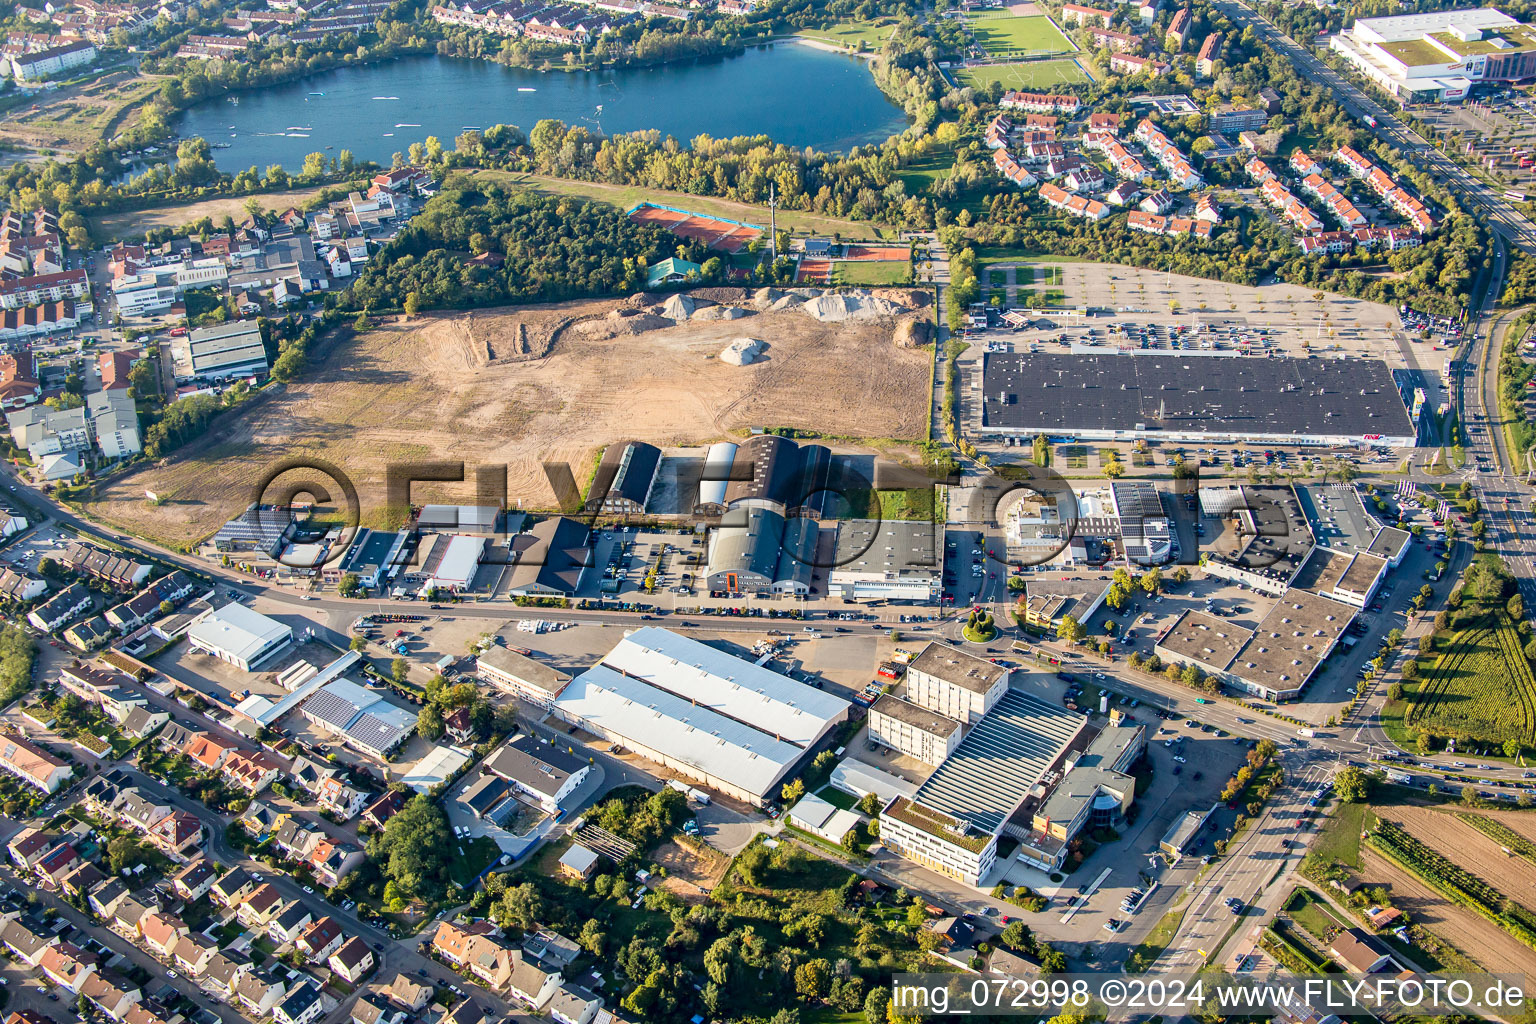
[964,12,1075,55]
[957,59,1089,89]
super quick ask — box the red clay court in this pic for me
[842,245,911,261]
[795,259,834,284]
[628,203,764,254]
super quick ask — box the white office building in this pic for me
[186,604,293,671]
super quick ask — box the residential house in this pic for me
[308,837,366,888]
[0,918,55,966]
[117,705,169,740]
[268,901,314,946]
[148,810,204,861]
[79,972,143,1020]
[361,790,404,830]
[443,706,475,745]
[201,950,254,1001]
[225,750,285,794]
[432,921,515,989]
[351,995,408,1024]
[235,968,288,1019]
[297,917,344,961]
[386,973,432,1012]
[237,883,286,929]
[548,985,604,1024]
[33,844,78,889]
[442,1001,486,1024]
[522,930,581,970]
[172,932,218,977]
[329,936,375,983]
[38,941,98,993]
[185,734,237,772]
[273,980,324,1024]
[156,721,204,754]
[88,877,130,919]
[25,584,90,632]
[0,736,70,792]
[6,828,54,872]
[137,911,187,960]
[110,894,151,939]
[315,775,368,820]
[59,861,106,899]
[507,954,563,1010]
[210,867,256,908]
[1329,928,1393,974]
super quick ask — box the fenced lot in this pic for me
[964,12,1075,55]
[956,58,1090,90]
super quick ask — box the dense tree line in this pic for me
[342,182,676,311]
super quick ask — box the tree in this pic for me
[782,778,805,804]
[1387,682,1404,701]
[864,987,891,1024]
[1417,730,1436,755]
[1462,784,1481,806]
[106,836,148,873]
[365,794,453,902]
[338,573,361,598]
[349,635,367,653]
[1001,920,1032,951]
[1140,567,1163,595]
[1334,765,1371,803]
[1033,435,1051,467]
[498,881,545,932]
[1506,738,1523,759]
[418,703,444,741]
[795,958,832,1001]
[128,358,158,398]
[1057,614,1086,644]
[391,658,409,685]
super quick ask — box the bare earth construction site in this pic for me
[84,288,933,545]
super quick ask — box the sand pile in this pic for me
[659,294,698,320]
[801,291,907,322]
[768,294,804,313]
[719,338,766,365]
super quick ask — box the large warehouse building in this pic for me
[980,352,1415,446]
[1329,9,1536,103]
[550,628,849,805]
[186,603,293,671]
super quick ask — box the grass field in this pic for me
[964,12,1075,54]
[834,261,911,286]
[1404,613,1536,747]
[796,20,896,49]
[957,59,1089,90]
[92,185,341,239]
[0,70,160,153]
[1283,888,1349,943]
[1310,799,1373,870]
[894,152,956,196]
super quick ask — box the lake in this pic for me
[178,44,908,171]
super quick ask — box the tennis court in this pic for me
[628,203,764,253]
[957,59,1090,89]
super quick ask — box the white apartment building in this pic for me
[904,642,1008,725]
[867,694,962,766]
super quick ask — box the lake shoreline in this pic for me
[178,48,909,171]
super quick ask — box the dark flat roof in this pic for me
[980,353,1414,438]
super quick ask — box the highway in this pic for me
[1212,0,1536,254]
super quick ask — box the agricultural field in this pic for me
[1402,614,1536,747]
[795,20,897,50]
[956,59,1090,90]
[80,291,933,546]
[1367,814,1536,965]
[964,12,1076,55]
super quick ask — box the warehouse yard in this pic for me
[81,290,932,546]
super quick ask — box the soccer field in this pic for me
[964,12,1075,55]
[957,59,1089,90]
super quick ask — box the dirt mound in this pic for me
[693,305,750,322]
[894,316,933,348]
[691,287,751,305]
[577,313,676,339]
[801,290,907,322]
[754,287,783,306]
[768,294,803,313]
[874,287,931,309]
[719,338,765,365]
